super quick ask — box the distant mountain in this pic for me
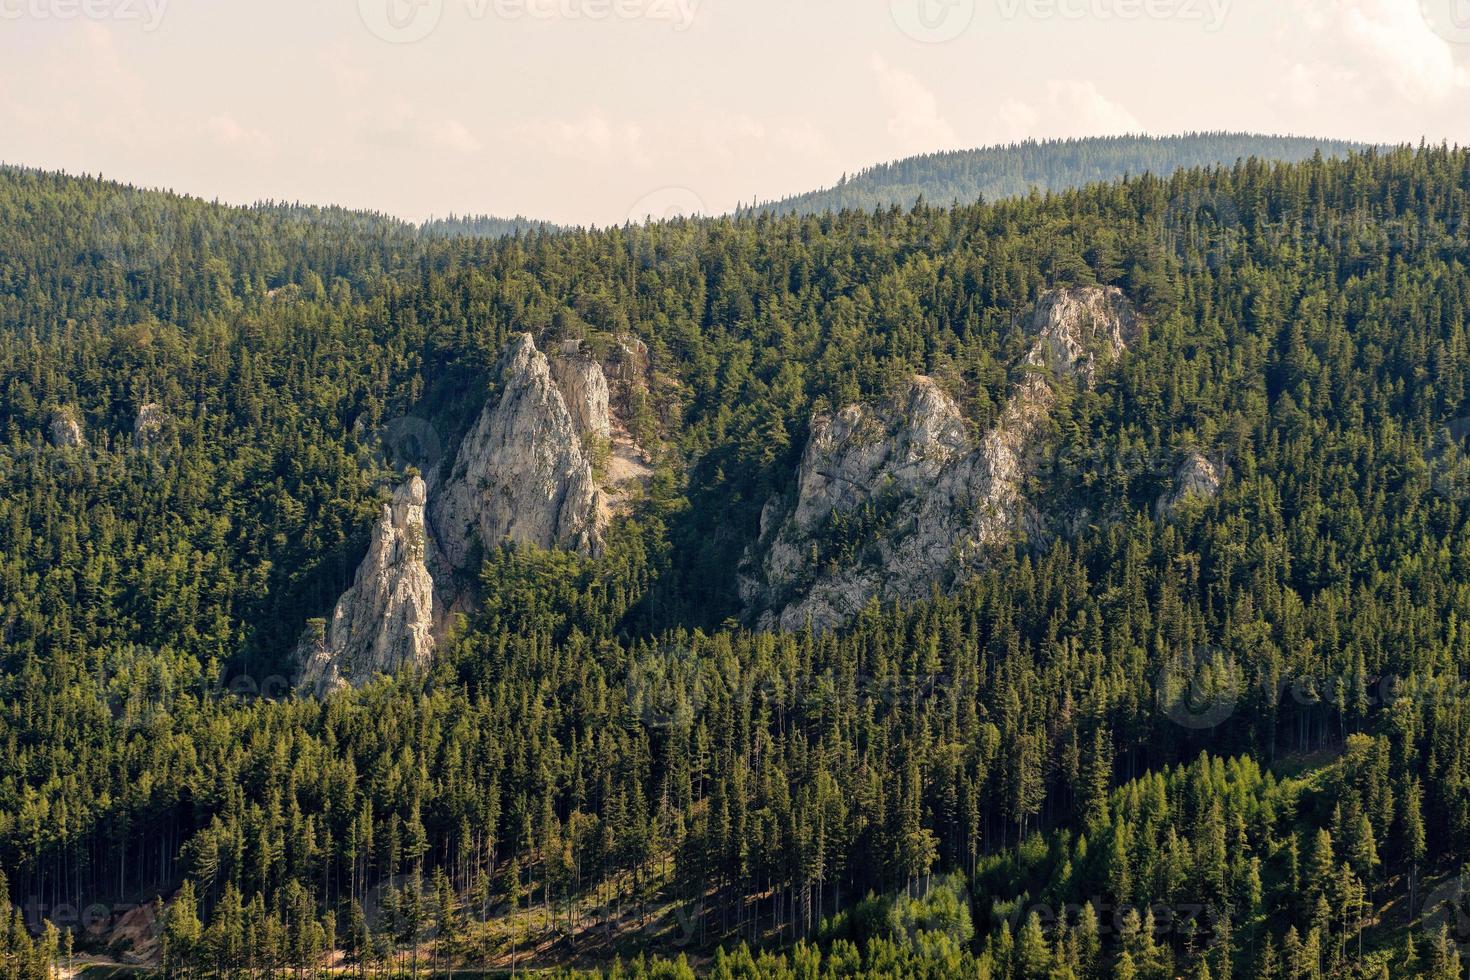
[10,144,1470,979]
[747,133,1374,217]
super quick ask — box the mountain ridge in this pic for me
[744,132,1376,217]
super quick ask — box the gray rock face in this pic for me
[1026,286,1139,384]
[299,334,633,694]
[743,286,1138,631]
[550,350,613,450]
[429,333,608,571]
[298,476,436,695]
[1156,451,1221,517]
[133,403,166,447]
[48,408,85,448]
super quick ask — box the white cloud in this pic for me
[1281,0,1468,104]
[318,41,370,94]
[870,54,960,154]
[28,24,152,143]
[1046,81,1144,135]
[991,82,1142,144]
[355,98,483,156]
[205,115,274,156]
[699,113,832,161]
[428,119,481,154]
[773,125,833,159]
[511,114,652,168]
[702,113,767,159]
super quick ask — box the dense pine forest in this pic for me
[748,133,1371,218]
[4,144,1470,978]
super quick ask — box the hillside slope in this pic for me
[748,132,1372,216]
[2,147,1470,978]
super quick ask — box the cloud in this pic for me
[511,114,652,168]
[318,41,370,94]
[700,113,832,160]
[1044,81,1143,135]
[991,81,1142,144]
[869,54,960,154]
[701,113,768,159]
[427,119,481,154]
[355,98,483,156]
[28,24,151,142]
[1282,0,1468,104]
[205,115,274,156]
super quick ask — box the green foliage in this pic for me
[748,133,1368,216]
[3,144,1470,978]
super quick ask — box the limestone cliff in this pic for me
[48,407,85,448]
[742,286,1139,631]
[1156,451,1222,517]
[298,476,436,695]
[1026,286,1139,383]
[301,332,652,692]
[429,333,609,572]
[133,403,166,447]
[549,349,613,450]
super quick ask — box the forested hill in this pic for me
[420,213,562,238]
[3,146,1470,979]
[748,132,1372,216]
[0,163,555,265]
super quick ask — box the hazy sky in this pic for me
[2,0,1468,225]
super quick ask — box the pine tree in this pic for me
[162,881,202,980]
[1404,779,1427,915]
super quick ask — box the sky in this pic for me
[1,0,1468,226]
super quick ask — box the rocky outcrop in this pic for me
[550,349,613,450]
[562,336,658,516]
[300,333,654,693]
[48,407,85,448]
[133,403,166,447]
[1026,286,1139,384]
[298,476,436,695]
[1156,451,1221,517]
[742,286,1139,631]
[429,333,608,572]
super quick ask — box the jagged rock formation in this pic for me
[429,333,609,572]
[550,348,613,450]
[48,407,85,448]
[133,403,166,447]
[1026,286,1139,383]
[1156,451,1221,517]
[742,286,1139,632]
[301,332,656,693]
[298,476,436,695]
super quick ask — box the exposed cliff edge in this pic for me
[1156,451,1222,517]
[429,333,610,574]
[133,402,166,448]
[298,476,437,695]
[741,286,1139,632]
[300,332,655,691]
[48,407,85,448]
